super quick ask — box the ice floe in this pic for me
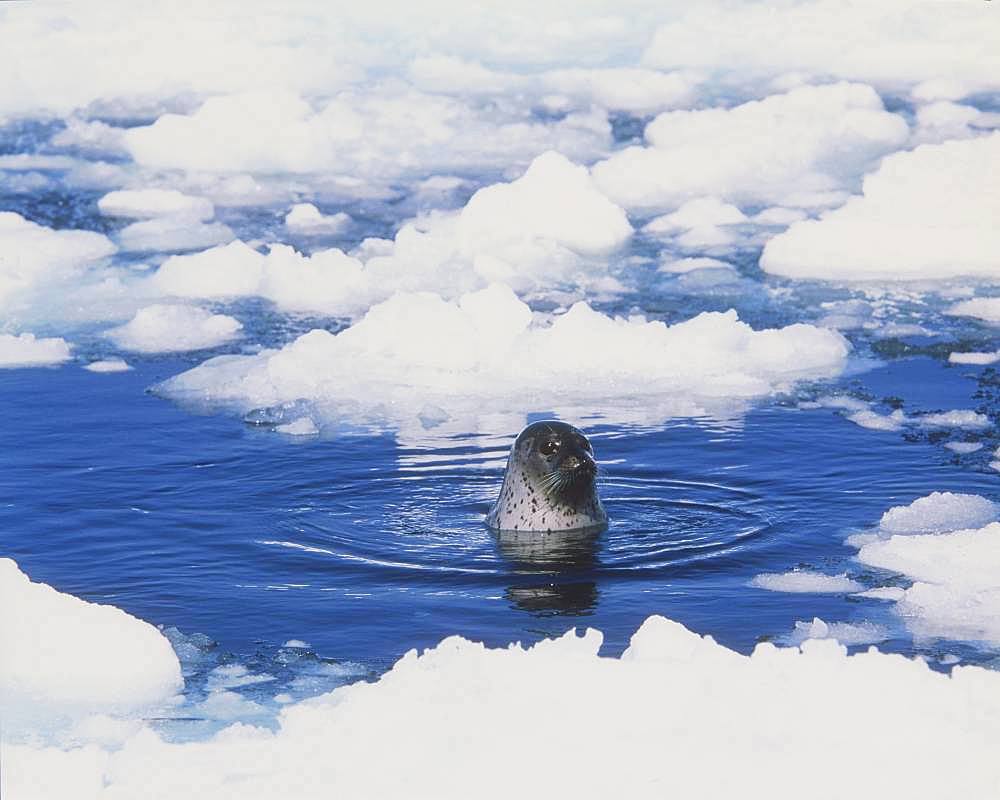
[848,493,1000,647]
[761,135,1000,281]
[6,611,1000,799]
[83,358,131,373]
[157,283,849,427]
[750,570,863,594]
[592,83,908,211]
[0,212,115,310]
[105,304,242,353]
[0,333,72,368]
[97,189,214,221]
[0,558,181,725]
[284,203,351,234]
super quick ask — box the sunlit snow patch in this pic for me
[592,83,907,211]
[157,283,849,429]
[105,304,242,353]
[0,333,72,368]
[750,570,863,593]
[851,493,1000,646]
[7,614,1000,799]
[761,135,1000,281]
[0,558,182,732]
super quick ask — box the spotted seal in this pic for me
[486,420,607,532]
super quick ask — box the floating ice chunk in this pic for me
[0,558,181,716]
[460,151,631,256]
[658,257,732,274]
[83,358,131,373]
[541,67,697,114]
[205,664,275,691]
[751,207,808,226]
[196,690,268,721]
[847,408,907,432]
[97,189,214,221]
[788,618,888,646]
[858,523,1000,644]
[0,333,72,368]
[761,135,1000,281]
[644,197,747,233]
[154,241,267,299]
[943,441,984,454]
[276,417,319,436]
[854,587,906,602]
[949,351,1000,366]
[11,610,1000,798]
[105,304,242,353]
[918,410,990,430]
[593,83,907,211]
[878,492,997,536]
[945,298,1000,323]
[284,203,351,234]
[123,88,611,178]
[116,218,234,253]
[750,570,863,593]
[50,117,127,156]
[0,212,115,307]
[282,640,310,649]
[158,285,849,427]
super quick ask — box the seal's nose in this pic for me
[563,455,581,470]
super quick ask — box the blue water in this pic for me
[3,351,998,688]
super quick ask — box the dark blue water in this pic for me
[3,351,998,694]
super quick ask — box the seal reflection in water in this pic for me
[486,420,607,533]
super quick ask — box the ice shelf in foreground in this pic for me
[6,612,1000,799]
[0,558,182,718]
[157,283,849,426]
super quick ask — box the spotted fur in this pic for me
[486,420,607,533]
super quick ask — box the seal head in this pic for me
[486,420,607,532]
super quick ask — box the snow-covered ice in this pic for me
[0,558,181,724]
[7,605,1000,799]
[750,570,863,594]
[83,358,132,373]
[158,284,849,427]
[0,333,72,368]
[97,189,214,221]
[105,304,242,353]
[761,135,1000,281]
[284,203,351,234]
[592,83,908,211]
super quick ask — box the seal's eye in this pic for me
[539,440,559,456]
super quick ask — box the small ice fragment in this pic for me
[918,410,990,429]
[750,571,863,593]
[854,586,906,601]
[84,358,131,373]
[943,441,983,454]
[276,417,319,436]
[948,351,1000,365]
[879,492,997,535]
[282,640,310,649]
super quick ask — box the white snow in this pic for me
[116,218,234,253]
[878,492,997,536]
[158,284,849,428]
[761,135,1000,281]
[949,351,1000,366]
[153,152,631,310]
[643,197,747,234]
[83,358,131,373]
[0,558,181,718]
[943,441,984,454]
[846,408,907,432]
[918,410,990,430]
[0,333,72,368]
[787,618,888,646]
[0,212,115,309]
[97,189,214,221]
[946,297,1000,323]
[592,83,908,211]
[658,257,732,275]
[847,493,1000,646]
[7,613,1000,799]
[284,203,351,234]
[105,304,242,353]
[750,570,863,594]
